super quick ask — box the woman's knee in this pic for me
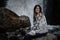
[24,34,32,40]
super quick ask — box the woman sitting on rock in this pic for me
[23,5,48,40]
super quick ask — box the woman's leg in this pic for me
[33,32,48,38]
[23,34,33,40]
[23,33,48,40]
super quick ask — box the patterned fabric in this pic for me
[32,13,48,33]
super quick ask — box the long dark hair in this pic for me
[33,5,42,22]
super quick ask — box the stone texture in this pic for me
[0,7,20,32]
[0,7,31,40]
[0,7,31,32]
[19,15,31,28]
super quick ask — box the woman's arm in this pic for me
[32,13,42,30]
[35,15,48,33]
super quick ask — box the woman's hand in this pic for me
[27,30,36,35]
[40,13,43,16]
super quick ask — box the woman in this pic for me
[23,5,48,40]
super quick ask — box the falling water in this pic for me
[5,0,43,27]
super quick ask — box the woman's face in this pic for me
[35,6,40,13]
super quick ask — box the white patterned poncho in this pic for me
[32,13,48,33]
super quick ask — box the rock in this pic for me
[0,7,31,40]
[33,33,57,40]
[0,7,31,32]
[19,15,31,28]
[0,7,20,32]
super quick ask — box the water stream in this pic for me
[6,0,43,27]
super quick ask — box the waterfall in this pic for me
[6,0,43,27]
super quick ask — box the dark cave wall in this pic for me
[46,0,53,25]
[44,0,60,25]
[0,0,8,7]
[53,0,60,25]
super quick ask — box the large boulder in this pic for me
[0,7,31,40]
[0,7,20,32]
[0,7,31,32]
[19,15,31,28]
